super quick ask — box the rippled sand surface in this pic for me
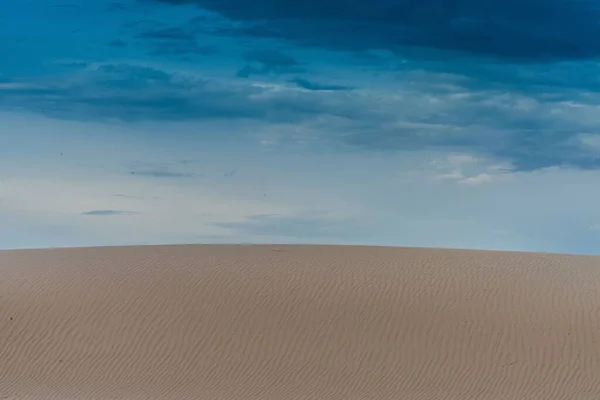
[1,244,599,399]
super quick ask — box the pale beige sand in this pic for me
[1,245,600,399]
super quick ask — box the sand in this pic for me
[0,244,599,399]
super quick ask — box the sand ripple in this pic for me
[1,245,599,399]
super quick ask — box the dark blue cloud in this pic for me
[237,49,305,77]
[50,4,79,10]
[290,78,352,91]
[0,63,366,122]
[123,20,164,30]
[243,49,298,67]
[135,26,219,57]
[2,61,599,171]
[138,27,193,41]
[148,42,218,57]
[394,58,600,97]
[3,0,600,174]
[108,39,127,47]
[159,0,600,62]
[81,210,138,216]
[106,2,132,12]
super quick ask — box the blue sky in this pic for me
[1,0,600,253]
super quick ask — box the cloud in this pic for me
[135,26,218,57]
[578,134,600,152]
[81,209,138,216]
[0,158,305,246]
[6,112,600,253]
[2,14,600,175]
[149,43,218,57]
[224,168,238,177]
[160,0,600,62]
[237,49,305,77]
[337,81,600,171]
[138,27,194,41]
[290,78,352,91]
[108,39,127,48]
[433,154,511,184]
[0,62,369,123]
[460,173,493,185]
[2,61,600,171]
[107,2,132,12]
[123,20,165,30]
[212,213,357,239]
[243,49,298,67]
[49,4,79,10]
[131,170,197,178]
[113,194,158,200]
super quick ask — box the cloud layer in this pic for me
[2,59,600,171]
[159,0,600,61]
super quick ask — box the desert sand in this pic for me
[1,244,599,399]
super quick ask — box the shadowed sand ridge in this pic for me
[1,244,599,399]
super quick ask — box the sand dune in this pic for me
[1,244,599,399]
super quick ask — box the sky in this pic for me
[1,0,600,254]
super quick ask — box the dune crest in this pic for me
[1,244,599,399]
